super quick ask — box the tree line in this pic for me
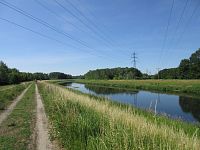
[84,67,143,80]
[159,48,200,79]
[49,72,72,79]
[0,61,72,85]
[84,48,200,80]
[1,48,199,84]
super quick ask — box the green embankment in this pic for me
[0,83,30,111]
[73,79,200,96]
[39,82,200,150]
[0,83,36,150]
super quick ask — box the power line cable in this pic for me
[158,0,175,67]
[54,0,130,59]
[34,0,85,34]
[53,0,113,48]
[64,0,115,46]
[76,0,117,44]
[0,0,135,64]
[0,1,92,48]
[172,0,189,40]
[0,17,124,63]
[164,0,190,65]
[33,0,107,44]
[0,1,122,62]
[34,0,122,57]
[0,0,105,55]
[173,0,200,49]
[0,17,82,51]
[0,17,71,46]
[0,17,106,57]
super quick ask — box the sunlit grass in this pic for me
[39,82,200,150]
[0,83,30,111]
[0,83,36,149]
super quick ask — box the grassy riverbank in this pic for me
[39,82,200,150]
[0,83,30,112]
[71,79,200,96]
[0,83,36,149]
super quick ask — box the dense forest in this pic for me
[49,72,72,79]
[84,67,142,79]
[0,61,72,85]
[159,48,200,79]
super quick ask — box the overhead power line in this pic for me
[64,0,114,46]
[0,0,104,55]
[158,0,175,69]
[173,0,189,39]
[0,17,123,63]
[167,0,189,50]
[163,0,190,65]
[53,0,130,59]
[0,17,109,58]
[0,0,125,62]
[0,17,88,51]
[75,0,117,45]
[0,17,67,46]
[53,0,113,48]
[33,0,107,44]
[0,1,88,48]
[174,0,200,48]
[33,0,85,34]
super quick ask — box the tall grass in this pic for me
[0,83,36,150]
[39,82,200,150]
[0,83,30,111]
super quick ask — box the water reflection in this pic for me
[85,84,139,94]
[66,82,200,123]
[179,96,200,122]
[85,84,141,107]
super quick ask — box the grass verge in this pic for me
[39,82,200,150]
[70,79,200,96]
[0,83,36,150]
[0,83,30,112]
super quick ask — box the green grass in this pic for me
[66,79,200,96]
[39,82,200,150]
[0,85,15,91]
[0,83,30,112]
[0,83,36,150]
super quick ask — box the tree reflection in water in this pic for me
[179,96,200,122]
[85,84,139,95]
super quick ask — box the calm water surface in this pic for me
[66,82,200,123]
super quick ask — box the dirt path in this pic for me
[35,84,53,150]
[0,84,31,125]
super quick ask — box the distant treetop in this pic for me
[84,67,142,80]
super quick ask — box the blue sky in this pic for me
[0,0,200,75]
